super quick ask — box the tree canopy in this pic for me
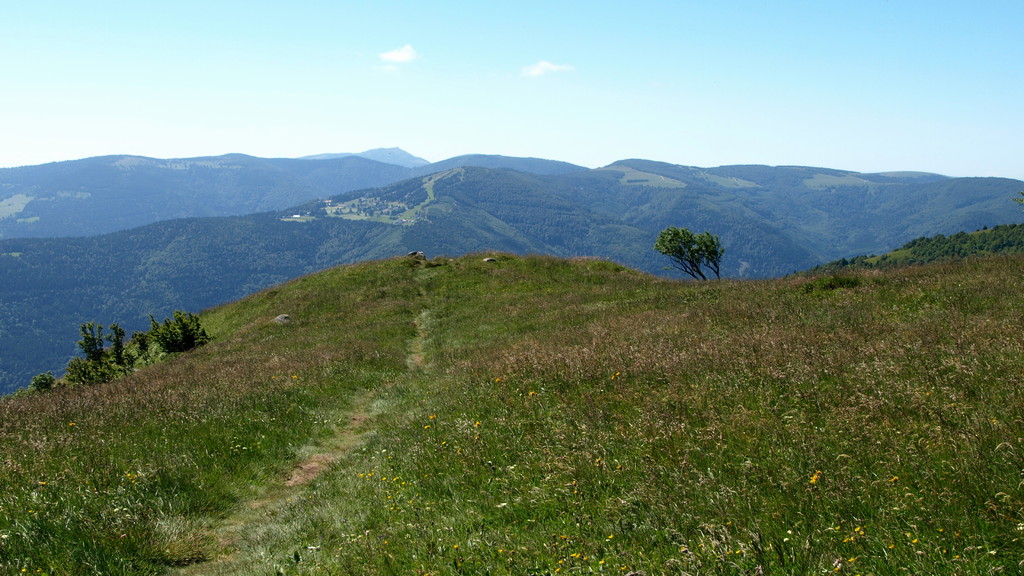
[654,226,724,280]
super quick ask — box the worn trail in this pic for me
[170,389,375,576]
[174,264,440,575]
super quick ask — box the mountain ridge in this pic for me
[2,157,1023,393]
[298,147,431,167]
[0,153,412,238]
[2,151,991,240]
[2,162,1022,393]
[0,151,587,239]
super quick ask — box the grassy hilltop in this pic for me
[1,254,1023,574]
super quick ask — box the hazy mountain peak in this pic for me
[300,148,430,168]
[419,154,587,175]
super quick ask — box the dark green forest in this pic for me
[809,223,1024,272]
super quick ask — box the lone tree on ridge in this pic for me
[654,226,724,280]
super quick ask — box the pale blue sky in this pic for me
[2,1,1021,178]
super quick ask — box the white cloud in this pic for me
[521,60,574,77]
[379,44,419,64]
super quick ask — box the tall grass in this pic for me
[0,259,422,574]
[2,254,1022,574]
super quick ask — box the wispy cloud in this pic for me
[379,44,419,64]
[521,60,574,77]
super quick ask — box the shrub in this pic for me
[149,311,211,354]
[64,323,130,385]
[61,312,210,386]
[28,371,56,392]
[64,355,119,385]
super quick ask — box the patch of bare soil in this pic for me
[285,450,337,486]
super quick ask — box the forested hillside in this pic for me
[0,152,584,239]
[0,155,413,239]
[2,161,1022,394]
[810,223,1024,271]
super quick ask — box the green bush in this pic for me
[62,312,210,386]
[64,323,130,385]
[64,355,120,385]
[149,311,211,354]
[27,372,55,392]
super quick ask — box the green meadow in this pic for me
[2,254,1022,575]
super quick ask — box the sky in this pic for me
[1,1,1022,179]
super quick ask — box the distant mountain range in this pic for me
[0,149,585,239]
[299,147,431,168]
[1,151,1023,393]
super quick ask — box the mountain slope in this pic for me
[604,160,1024,260]
[0,154,413,238]
[0,168,641,392]
[0,152,591,240]
[0,215,403,392]
[808,223,1024,271]
[3,165,1024,393]
[2,254,1022,574]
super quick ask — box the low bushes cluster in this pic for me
[45,310,210,388]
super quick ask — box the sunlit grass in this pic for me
[2,254,1023,574]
